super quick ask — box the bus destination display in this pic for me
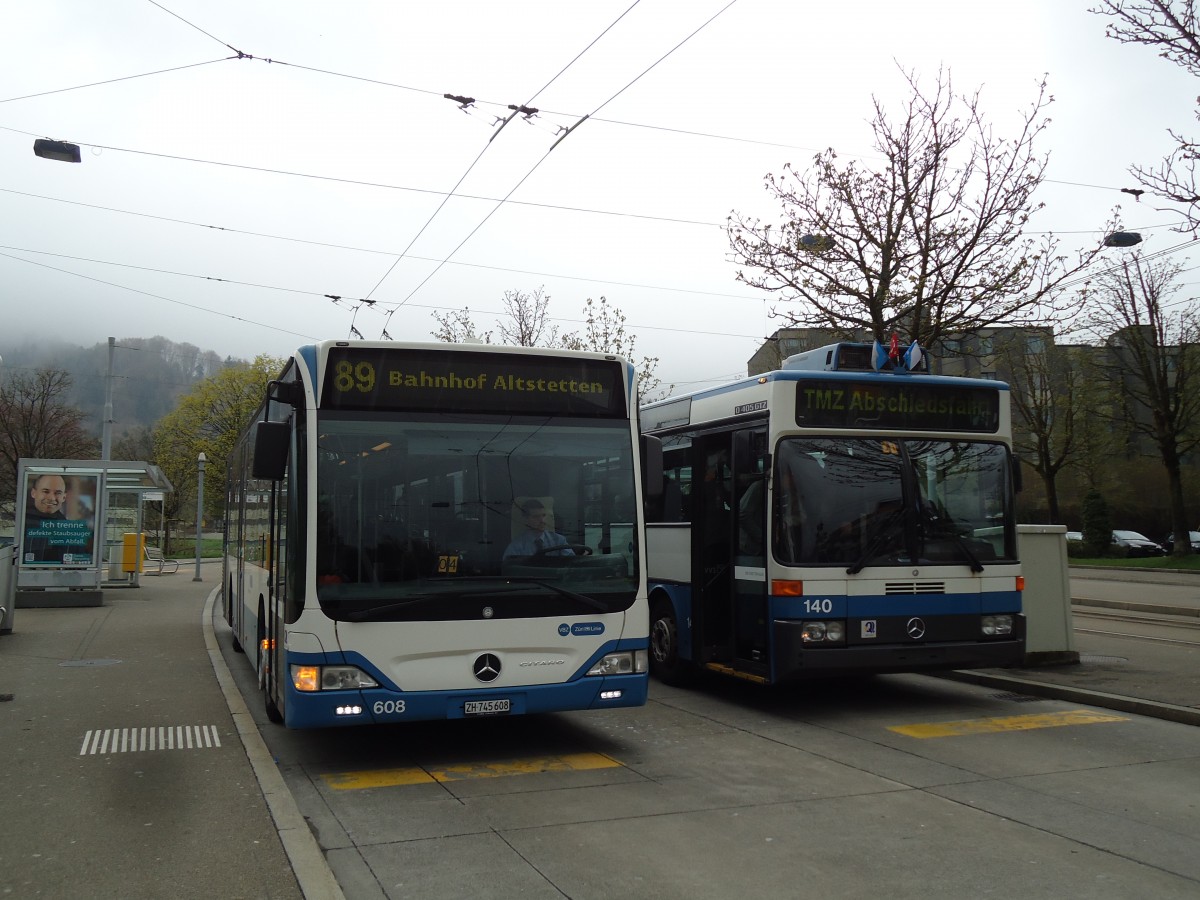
[321,347,626,416]
[795,378,1000,432]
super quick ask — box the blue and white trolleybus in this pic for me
[641,341,1025,685]
[224,340,657,727]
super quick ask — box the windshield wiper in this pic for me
[338,596,445,622]
[846,507,909,575]
[336,577,609,621]
[500,578,609,612]
[917,505,985,573]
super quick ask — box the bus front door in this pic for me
[692,434,733,663]
[732,428,769,671]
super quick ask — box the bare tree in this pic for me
[560,297,666,402]
[0,367,98,517]
[996,336,1082,522]
[1083,253,1200,554]
[1092,1,1200,231]
[728,67,1108,347]
[496,287,561,347]
[431,307,492,344]
[430,291,668,402]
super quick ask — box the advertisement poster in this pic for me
[22,471,100,566]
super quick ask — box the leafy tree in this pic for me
[111,425,156,462]
[728,67,1108,347]
[0,368,98,518]
[1092,1,1200,230]
[153,356,281,552]
[1083,253,1200,555]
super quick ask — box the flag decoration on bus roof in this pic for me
[872,337,923,372]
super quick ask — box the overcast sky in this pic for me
[2,0,1195,393]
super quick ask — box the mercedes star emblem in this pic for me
[473,653,501,682]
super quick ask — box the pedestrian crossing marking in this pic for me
[79,725,223,755]
[889,709,1128,738]
[321,751,622,791]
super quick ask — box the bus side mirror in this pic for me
[641,434,663,500]
[252,421,289,481]
[268,378,305,410]
[1012,454,1024,494]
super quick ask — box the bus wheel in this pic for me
[650,596,692,686]
[258,605,284,724]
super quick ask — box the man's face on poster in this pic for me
[31,475,67,516]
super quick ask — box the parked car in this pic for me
[1065,531,1083,543]
[1111,530,1165,557]
[1162,530,1200,553]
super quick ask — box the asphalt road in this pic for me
[213,575,1200,900]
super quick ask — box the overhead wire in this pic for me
[378,0,741,335]
[3,0,1190,362]
[0,242,764,342]
[0,249,315,342]
[366,0,646,328]
[0,59,235,105]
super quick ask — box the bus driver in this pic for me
[504,498,575,558]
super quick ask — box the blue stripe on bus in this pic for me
[770,591,1022,619]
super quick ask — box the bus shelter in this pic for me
[15,459,173,607]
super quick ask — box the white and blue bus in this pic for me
[641,342,1024,686]
[224,340,658,728]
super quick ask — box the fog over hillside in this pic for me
[0,335,252,439]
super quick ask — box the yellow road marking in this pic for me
[321,752,622,791]
[889,709,1128,739]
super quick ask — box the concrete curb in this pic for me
[202,590,346,900]
[940,669,1200,728]
[1073,598,1200,619]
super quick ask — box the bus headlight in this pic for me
[291,665,380,692]
[981,615,1013,637]
[587,650,648,676]
[801,622,845,644]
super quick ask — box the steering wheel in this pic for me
[532,543,593,557]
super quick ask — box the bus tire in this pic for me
[650,595,693,686]
[258,602,284,724]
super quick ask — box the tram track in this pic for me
[1071,605,1200,648]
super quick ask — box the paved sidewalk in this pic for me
[0,563,332,899]
[947,567,1200,726]
[2,563,1196,898]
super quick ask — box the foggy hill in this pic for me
[0,336,249,440]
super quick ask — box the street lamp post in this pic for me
[193,452,207,582]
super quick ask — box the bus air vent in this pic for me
[884,581,946,595]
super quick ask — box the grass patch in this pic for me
[1069,554,1200,570]
[165,538,223,560]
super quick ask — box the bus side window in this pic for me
[660,445,691,524]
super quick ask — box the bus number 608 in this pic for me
[373,700,406,715]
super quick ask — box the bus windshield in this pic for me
[772,438,1014,569]
[313,413,639,620]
